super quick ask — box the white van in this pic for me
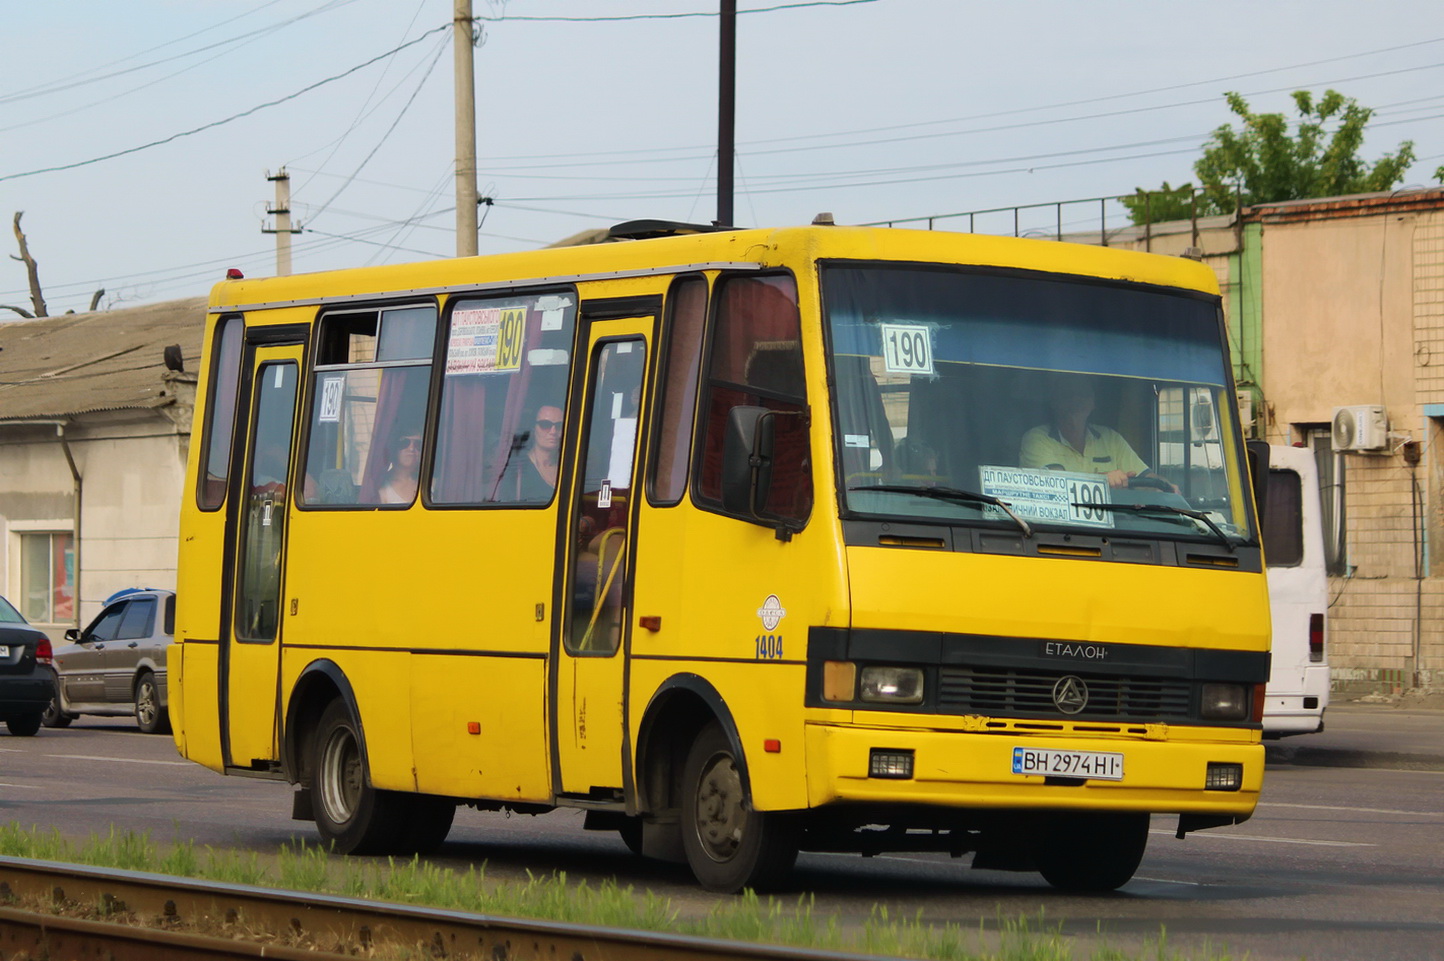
[1260,444,1330,737]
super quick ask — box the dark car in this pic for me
[0,594,57,736]
[44,588,174,734]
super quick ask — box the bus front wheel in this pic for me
[1034,812,1149,892]
[680,722,797,893]
[312,700,405,855]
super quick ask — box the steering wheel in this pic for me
[1126,474,1174,492]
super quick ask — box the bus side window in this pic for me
[649,275,707,506]
[197,315,245,510]
[430,290,576,506]
[694,273,811,525]
[301,305,435,508]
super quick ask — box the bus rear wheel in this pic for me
[312,700,406,855]
[1034,812,1149,892]
[680,722,797,893]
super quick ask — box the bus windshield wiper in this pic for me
[850,484,1033,538]
[1071,501,1237,550]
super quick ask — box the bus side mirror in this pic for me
[1246,439,1270,526]
[722,406,775,518]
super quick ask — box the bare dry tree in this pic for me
[4,212,106,318]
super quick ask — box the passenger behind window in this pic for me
[495,402,563,502]
[378,425,423,504]
[893,439,940,486]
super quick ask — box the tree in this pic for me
[1118,181,1223,226]
[4,212,105,318]
[1124,90,1416,226]
[5,211,48,318]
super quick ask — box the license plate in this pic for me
[1012,746,1124,781]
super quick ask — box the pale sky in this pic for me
[2,0,1441,316]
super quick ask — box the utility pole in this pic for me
[454,0,479,257]
[717,0,736,227]
[262,168,302,276]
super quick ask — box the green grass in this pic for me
[0,823,1242,961]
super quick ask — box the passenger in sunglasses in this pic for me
[499,402,564,503]
[379,427,424,504]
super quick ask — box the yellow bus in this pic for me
[172,222,1271,893]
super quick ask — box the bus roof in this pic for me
[208,224,1220,314]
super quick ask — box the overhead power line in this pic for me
[476,1,879,23]
[0,24,450,183]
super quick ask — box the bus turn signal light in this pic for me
[823,661,856,702]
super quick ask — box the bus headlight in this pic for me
[859,666,924,704]
[1200,683,1249,720]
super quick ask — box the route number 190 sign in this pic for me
[879,323,934,375]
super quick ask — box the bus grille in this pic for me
[937,666,1193,721]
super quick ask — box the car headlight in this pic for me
[1200,682,1249,720]
[859,666,924,704]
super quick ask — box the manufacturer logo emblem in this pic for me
[757,595,787,631]
[1052,675,1089,714]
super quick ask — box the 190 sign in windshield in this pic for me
[824,264,1253,544]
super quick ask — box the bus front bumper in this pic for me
[803,720,1262,818]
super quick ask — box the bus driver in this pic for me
[1019,375,1172,491]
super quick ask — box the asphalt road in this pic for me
[1,713,1440,961]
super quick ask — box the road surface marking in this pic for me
[1259,801,1441,817]
[1151,829,1371,847]
[49,755,192,767]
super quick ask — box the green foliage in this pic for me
[1117,182,1222,227]
[1127,89,1416,225]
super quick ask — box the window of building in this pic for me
[430,290,576,506]
[20,531,75,624]
[301,305,436,508]
[649,275,707,506]
[694,273,812,525]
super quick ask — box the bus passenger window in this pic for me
[197,315,244,510]
[302,305,435,508]
[431,291,577,506]
[695,274,811,525]
[649,275,707,506]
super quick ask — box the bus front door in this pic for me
[554,324,650,798]
[221,342,303,771]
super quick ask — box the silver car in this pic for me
[44,588,173,734]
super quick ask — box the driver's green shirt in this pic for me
[1019,423,1149,477]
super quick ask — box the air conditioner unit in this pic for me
[1331,405,1388,451]
[1235,389,1255,434]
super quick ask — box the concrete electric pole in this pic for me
[262,168,302,276]
[454,0,479,257]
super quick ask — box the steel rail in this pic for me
[0,855,878,961]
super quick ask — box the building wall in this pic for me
[0,411,187,639]
[1258,206,1444,693]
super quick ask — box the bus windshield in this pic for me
[823,263,1253,544]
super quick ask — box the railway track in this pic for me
[0,855,874,961]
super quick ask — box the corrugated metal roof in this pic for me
[0,297,206,420]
